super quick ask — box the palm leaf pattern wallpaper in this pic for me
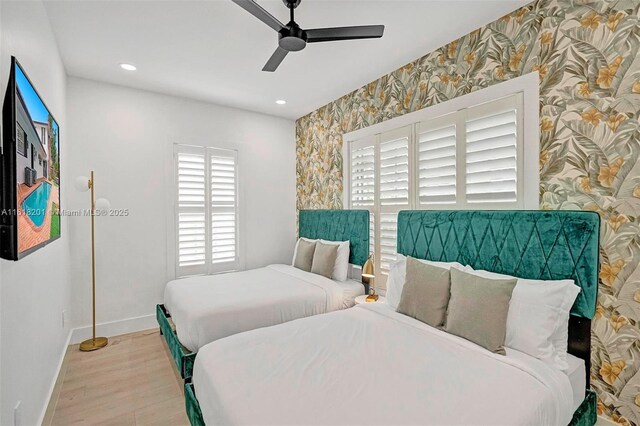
[296,0,640,423]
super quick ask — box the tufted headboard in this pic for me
[397,210,600,386]
[298,209,370,266]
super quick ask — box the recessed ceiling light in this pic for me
[276,100,287,105]
[119,63,137,71]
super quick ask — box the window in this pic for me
[16,124,27,157]
[175,144,238,277]
[348,94,524,284]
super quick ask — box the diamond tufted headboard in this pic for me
[298,210,370,266]
[397,210,600,387]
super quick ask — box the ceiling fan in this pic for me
[232,0,385,72]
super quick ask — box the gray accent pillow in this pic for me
[396,257,451,328]
[310,242,339,278]
[445,267,517,355]
[293,239,316,272]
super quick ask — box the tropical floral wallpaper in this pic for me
[296,0,640,423]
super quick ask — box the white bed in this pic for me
[164,264,363,352]
[193,303,577,426]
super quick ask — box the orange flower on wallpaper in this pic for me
[447,41,458,59]
[595,304,605,320]
[540,118,554,132]
[464,51,476,65]
[609,214,628,231]
[581,12,602,29]
[607,114,626,132]
[419,80,428,93]
[539,149,549,169]
[598,158,623,187]
[611,413,630,426]
[515,7,527,23]
[579,176,592,193]
[601,360,626,385]
[500,14,510,23]
[540,31,553,45]
[633,81,640,94]
[598,400,607,415]
[495,66,505,80]
[452,75,462,87]
[577,82,591,97]
[600,260,624,286]
[439,73,450,84]
[610,313,629,332]
[582,108,603,125]
[607,12,625,32]
[597,56,623,89]
[509,45,526,71]
[437,54,446,65]
[403,91,413,109]
[533,63,548,79]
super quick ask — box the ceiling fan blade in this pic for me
[262,47,289,72]
[306,25,384,43]
[231,0,285,32]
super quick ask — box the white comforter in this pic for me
[193,303,574,426]
[164,264,345,352]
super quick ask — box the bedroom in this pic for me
[0,0,637,425]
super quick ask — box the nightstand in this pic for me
[355,295,386,305]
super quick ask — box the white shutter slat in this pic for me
[379,213,398,273]
[380,137,409,206]
[418,124,456,204]
[351,144,376,208]
[465,107,518,204]
[211,154,237,265]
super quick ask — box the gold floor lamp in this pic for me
[75,171,111,352]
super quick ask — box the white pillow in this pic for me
[463,268,580,371]
[292,238,350,281]
[386,254,465,310]
[319,240,350,282]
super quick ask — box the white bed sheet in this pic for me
[336,279,365,308]
[164,264,346,352]
[566,353,586,411]
[193,303,574,426]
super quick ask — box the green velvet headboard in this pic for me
[397,210,600,319]
[298,210,370,266]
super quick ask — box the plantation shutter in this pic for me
[465,95,521,205]
[350,143,375,208]
[210,149,238,271]
[417,116,457,206]
[175,145,239,277]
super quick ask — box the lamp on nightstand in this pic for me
[362,254,378,302]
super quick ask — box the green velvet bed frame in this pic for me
[184,209,599,426]
[158,209,370,380]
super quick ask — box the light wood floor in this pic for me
[45,329,189,426]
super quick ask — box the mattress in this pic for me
[336,279,365,308]
[164,264,347,352]
[566,353,586,411]
[193,303,575,425]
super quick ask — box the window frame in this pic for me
[173,143,239,278]
[344,74,539,285]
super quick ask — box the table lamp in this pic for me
[362,254,378,302]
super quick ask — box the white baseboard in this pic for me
[70,313,157,344]
[37,329,72,426]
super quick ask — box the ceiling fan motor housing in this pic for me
[279,24,307,51]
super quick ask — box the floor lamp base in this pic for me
[79,337,108,352]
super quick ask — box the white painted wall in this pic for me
[0,2,71,425]
[66,78,296,339]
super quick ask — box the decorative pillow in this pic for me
[396,257,451,328]
[464,268,580,370]
[292,237,316,265]
[311,242,339,278]
[293,239,316,272]
[445,268,517,355]
[319,239,350,281]
[386,254,465,310]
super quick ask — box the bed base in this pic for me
[184,382,596,426]
[156,304,196,380]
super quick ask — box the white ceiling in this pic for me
[44,0,528,120]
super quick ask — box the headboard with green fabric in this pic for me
[298,210,370,266]
[397,210,600,387]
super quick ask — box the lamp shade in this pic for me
[75,176,90,192]
[362,255,375,278]
[94,198,111,216]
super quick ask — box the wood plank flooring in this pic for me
[46,329,189,426]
